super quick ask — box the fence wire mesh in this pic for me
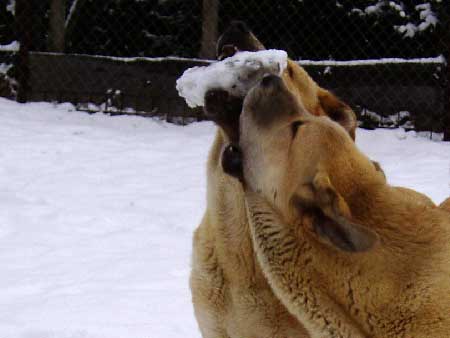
[0,0,449,137]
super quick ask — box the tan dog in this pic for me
[190,22,359,338]
[394,186,435,207]
[237,75,450,338]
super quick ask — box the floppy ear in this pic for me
[245,189,373,336]
[318,89,357,140]
[297,171,378,252]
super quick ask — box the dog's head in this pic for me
[234,74,379,252]
[216,20,266,60]
[207,21,357,143]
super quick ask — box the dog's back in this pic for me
[439,197,450,213]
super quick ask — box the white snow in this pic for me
[0,40,19,52]
[416,3,438,31]
[389,1,404,13]
[395,3,438,38]
[0,62,12,74]
[365,1,384,15]
[396,23,419,38]
[0,99,207,338]
[0,98,449,338]
[65,0,81,28]
[6,0,15,14]
[176,50,288,108]
[358,128,449,200]
[358,1,439,37]
[391,2,438,37]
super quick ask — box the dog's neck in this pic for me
[207,130,266,285]
[245,188,448,338]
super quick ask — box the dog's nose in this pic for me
[260,74,282,88]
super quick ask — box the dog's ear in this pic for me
[318,89,357,140]
[296,171,378,252]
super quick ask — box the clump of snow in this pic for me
[396,23,419,38]
[361,109,382,124]
[416,3,438,31]
[6,0,15,14]
[350,8,364,16]
[394,3,438,38]
[0,41,19,52]
[360,109,414,129]
[388,1,405,16]
[0,63,12,74]
[365,1,384,15]
[355,1,439,38]
[176,50,288,108]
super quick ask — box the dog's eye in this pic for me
[291,121,303,137]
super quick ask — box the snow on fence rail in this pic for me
[22,51,449,133]
[298,56,445,66]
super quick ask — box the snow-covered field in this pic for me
[0,98,449,338]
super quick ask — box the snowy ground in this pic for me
[0,98,449,338]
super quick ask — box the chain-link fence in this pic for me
[0,0,449,138]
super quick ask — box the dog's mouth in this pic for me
[211,20,269,140]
